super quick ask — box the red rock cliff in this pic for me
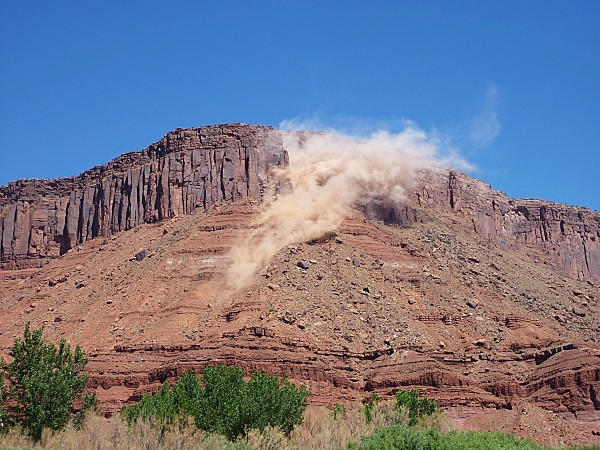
[1,125,598,282]
[367,169,600,282]
[0,124,288,269]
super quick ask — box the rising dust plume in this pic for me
[226,127,466,290]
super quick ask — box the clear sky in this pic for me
[1,1,598,210]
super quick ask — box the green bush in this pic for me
[348,425,554,450]
[0,369,7,432]
[332,403,347,419]
[120,370,204,429]
[395,389,439,426]
[363,393,379,424]
[121,365,309,441]
[1,323,96,440]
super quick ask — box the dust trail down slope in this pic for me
[227,129,468,290]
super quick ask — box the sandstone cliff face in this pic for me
[1,125,598,282]
[415,170,600,282]
[0,124,288,269]
[366,169,600,282]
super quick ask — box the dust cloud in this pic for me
[226,127,467,290]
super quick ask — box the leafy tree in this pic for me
[196,364,246,440]
[121,365,309,441]
[394,388,439,426]
[2,323,96,440]
[172,369,202,418]
[241,370,309,437]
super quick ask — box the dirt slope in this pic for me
[1,197,598,445]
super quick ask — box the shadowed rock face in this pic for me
[1,124,599,282]
[0,124,288,269]
[367,169,600,282]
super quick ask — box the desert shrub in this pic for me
[0,368,7,432]
[394,389,439,426]
[348,425,553,450]
[332,403,347,419]
[121,365,309,441]
[363,393,379,424]
[0,323,96,440]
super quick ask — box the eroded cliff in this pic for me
[0,124,288,269]
[1,124,599,283]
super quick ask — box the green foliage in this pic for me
[395,389,439,427]
[1,323,95,440]
[120,369,203,430]
[332,403,347,419]
[196,364,246,440]
[0,361,7,432]
[241,369,308,437]
[363,393,379,424]
[121,365,309,441]
[348,425,555,450]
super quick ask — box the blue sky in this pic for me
[1,1,598,210]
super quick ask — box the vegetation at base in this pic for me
[394,388,440,426]
[0,354,596,450]
[0,405,597,449]
[332,403,347,419]
[347,424,599,450]
[363,393,379,424]
[121,364,309,441]
[0,323,96,441]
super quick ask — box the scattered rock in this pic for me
[54,316,62,323]
[352,259,361,267]
[572,308,586,317]
[467,299,479,309]
[297,260,309,270]
[135,249,149,261]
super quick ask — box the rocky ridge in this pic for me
[2,125,598,283]
[0,124,287,269]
